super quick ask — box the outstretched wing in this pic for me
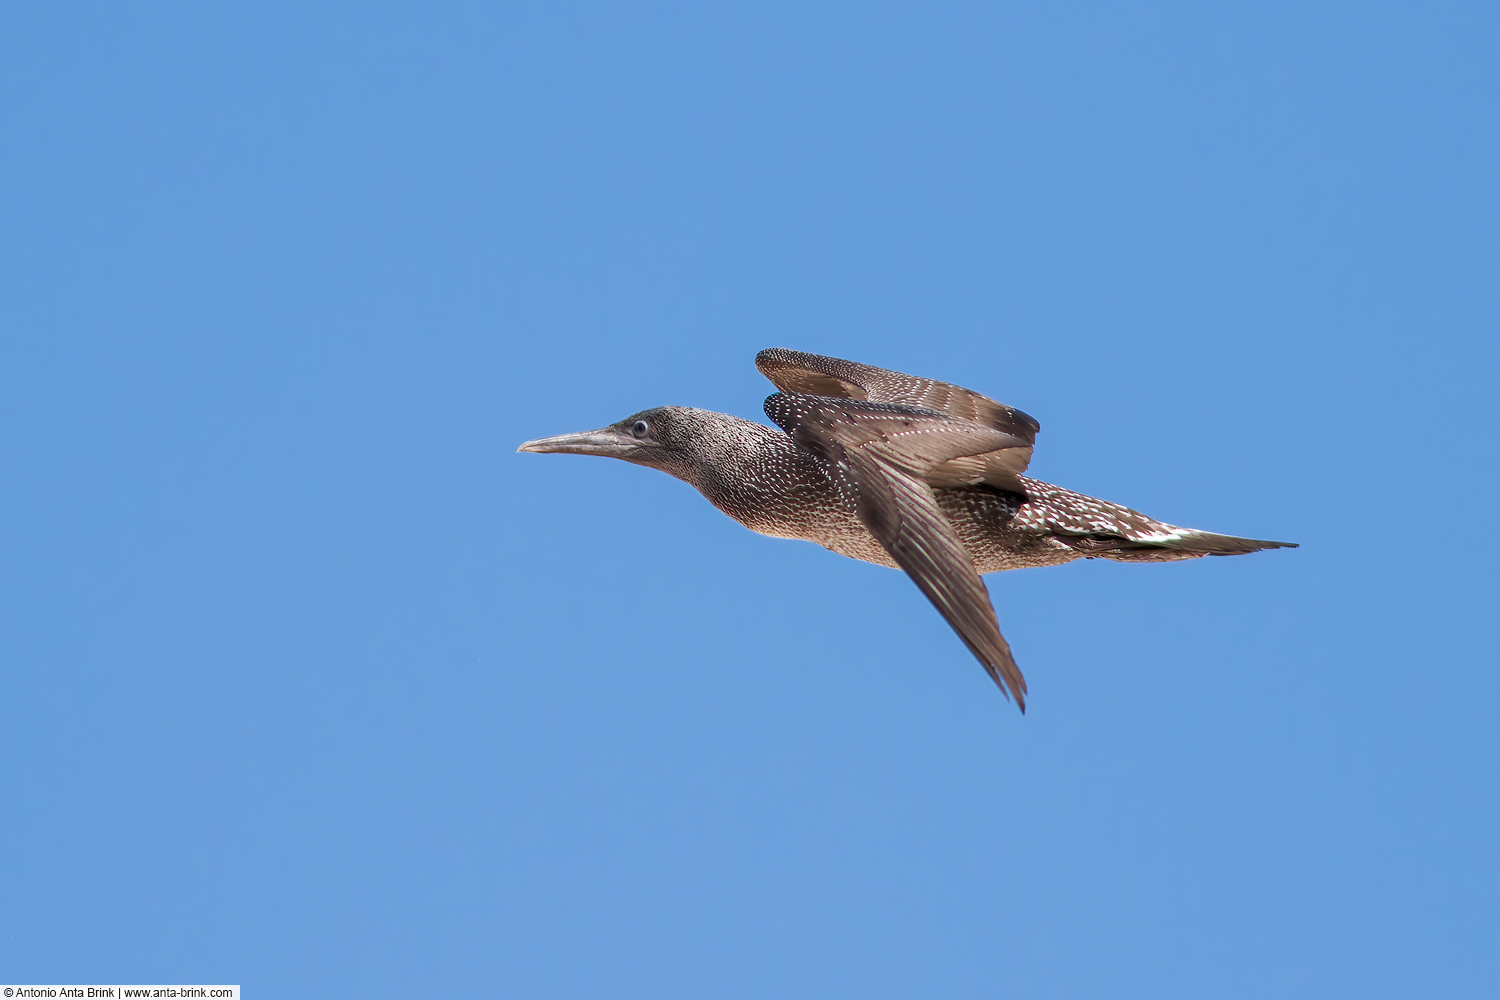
[756,347,1040,442]
[764,392,1029,709]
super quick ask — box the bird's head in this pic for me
[517,406,724,480]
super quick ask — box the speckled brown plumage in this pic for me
[518,349,1296,712]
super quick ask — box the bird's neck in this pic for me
[668,421,835,536]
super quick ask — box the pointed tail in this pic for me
[1142,529,1298,556]
[1054,526,1298,561]
[1077,527,1298,559]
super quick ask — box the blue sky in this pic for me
[2,3,1496,996]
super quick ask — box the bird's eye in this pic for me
[631,420,650,439]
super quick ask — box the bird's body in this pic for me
[519,349,1295,711]
[627,407,1250,573]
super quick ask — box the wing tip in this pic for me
[755,347,807,374]
[997,679,1027,714]
[982,657,1028,713]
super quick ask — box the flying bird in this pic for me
[518,349,1295,712]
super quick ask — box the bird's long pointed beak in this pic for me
[517,427,634,456]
